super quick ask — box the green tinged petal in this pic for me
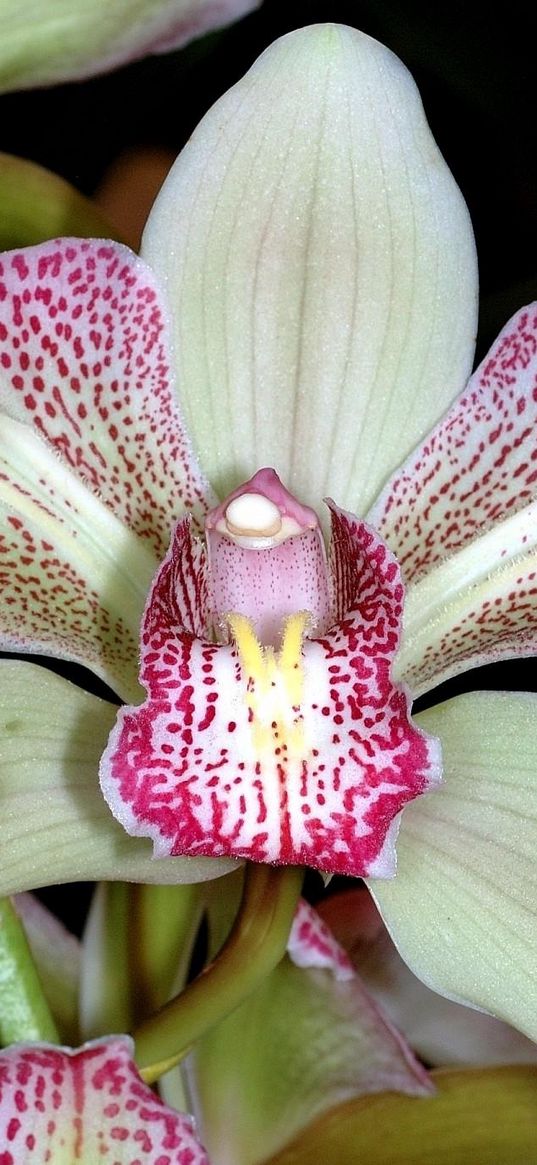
[14,893,81,1044]
[264,1068,537,1165]
[143,23,477,514]
[369,692,537,1041]
[0,0,260,92]
[0,153,117,249]
[0,661,237,894]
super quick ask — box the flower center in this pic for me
[227,610,309,759]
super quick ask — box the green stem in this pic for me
[0,898,59,1044]
[134,863,303,1082]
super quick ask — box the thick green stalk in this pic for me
[134,863,303,1082]
[0,897,59,1044]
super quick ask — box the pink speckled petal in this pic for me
[0,426,152,700]
[100,508,441,878]
[0,0,260,93]
[0,239,212,554]
[0,239,212,695]
[287,899,356,982]
[370,305,537,584]
[0,1035,209,1163]
[395,500,537,696]
[367,305,537,695]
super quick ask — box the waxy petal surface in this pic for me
[368,692,537,1042]
[142,23,477,515]
[395,500,537,695]
[0,239,211,694]
[100,508,440,878]
[0,239,211,552]
[0,1036,208,1163]
[319,890,537,1068]
[370,304,537,583]
[0,0,259,92]
[0,661,236,895]
[187,900,431,1165]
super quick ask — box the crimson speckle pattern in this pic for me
[0,502,139,691]
[288,899,355,980]
[0,240,211,553]
[100,507,440,879]
[0,239,212,689]
[370,305,537,583]
[0,1036,208,1163]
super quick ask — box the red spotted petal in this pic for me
[0,239,212,693]
[100,507,441,878]
[0,239,212,554]
[288,898,356,981]
[0,1036,208,1163]
[369,304,537,584]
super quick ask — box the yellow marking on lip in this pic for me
[227,611,310,760]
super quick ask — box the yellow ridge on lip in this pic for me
[227,611,310,760]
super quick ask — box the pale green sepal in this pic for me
[0,0,260,92]
[0,153,118,249]
[368,692,537,1041]
[184,953,430,1165]
[0,661,238,894]
[395,500,537,696]
[0,897,58,1044]
[142,23,477,515]
[14,893,80,1045]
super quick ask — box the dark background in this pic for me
[1,0,535,930]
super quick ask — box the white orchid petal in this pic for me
[368,692,537,1042]
[142,23,477,514]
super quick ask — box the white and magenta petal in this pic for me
[369,304,537,584]
[142,24,477,516]
[0,422,151,699]
[0,1036,209,1163]
[100,507,441,878]
[0,239,212,555]
[395,498,537,696]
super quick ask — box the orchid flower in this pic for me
[0,892,433,1163]
[0,21,536,1055]
[0,0,259,93]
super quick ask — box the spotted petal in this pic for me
[100,507,441,878]
[0,1036,209,1163]
[0,239,211,695]
[0,0,259,92]
[367,305,537,694]
[369,692,537,1042]
[142,23,477,514]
